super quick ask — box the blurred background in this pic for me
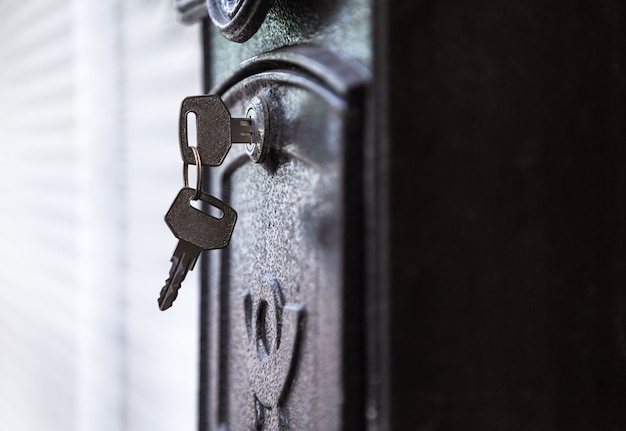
[0,0,202,430]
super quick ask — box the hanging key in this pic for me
[179,94,255,166]
[160,94,258,310]
[158,187,237,311]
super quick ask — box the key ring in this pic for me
[183,145,202,200]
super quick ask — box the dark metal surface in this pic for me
[381,1,626,430]
[201,46,368,430]
[242,274,304,429]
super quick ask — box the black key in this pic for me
[158,187,237,311]
[179,95,254,166]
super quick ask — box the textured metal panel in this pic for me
[207,0,371,88]
[203,47,368,430]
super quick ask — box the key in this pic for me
[179,95,254,167]
[159,187,237,311]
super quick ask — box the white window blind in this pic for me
[0,1,202,430]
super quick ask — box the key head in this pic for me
[165,187,237,250]
[179,95,232,166]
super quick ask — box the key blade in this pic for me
[158,241,202,311]
[158,256,186,310]
[230,118,254,143]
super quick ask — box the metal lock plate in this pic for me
[202,46,369,431]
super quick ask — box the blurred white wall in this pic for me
[0,1,202,430]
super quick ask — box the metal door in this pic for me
[178,1,373,429]
[177,0,626,430]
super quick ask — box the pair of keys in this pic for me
[158,95,257,311]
